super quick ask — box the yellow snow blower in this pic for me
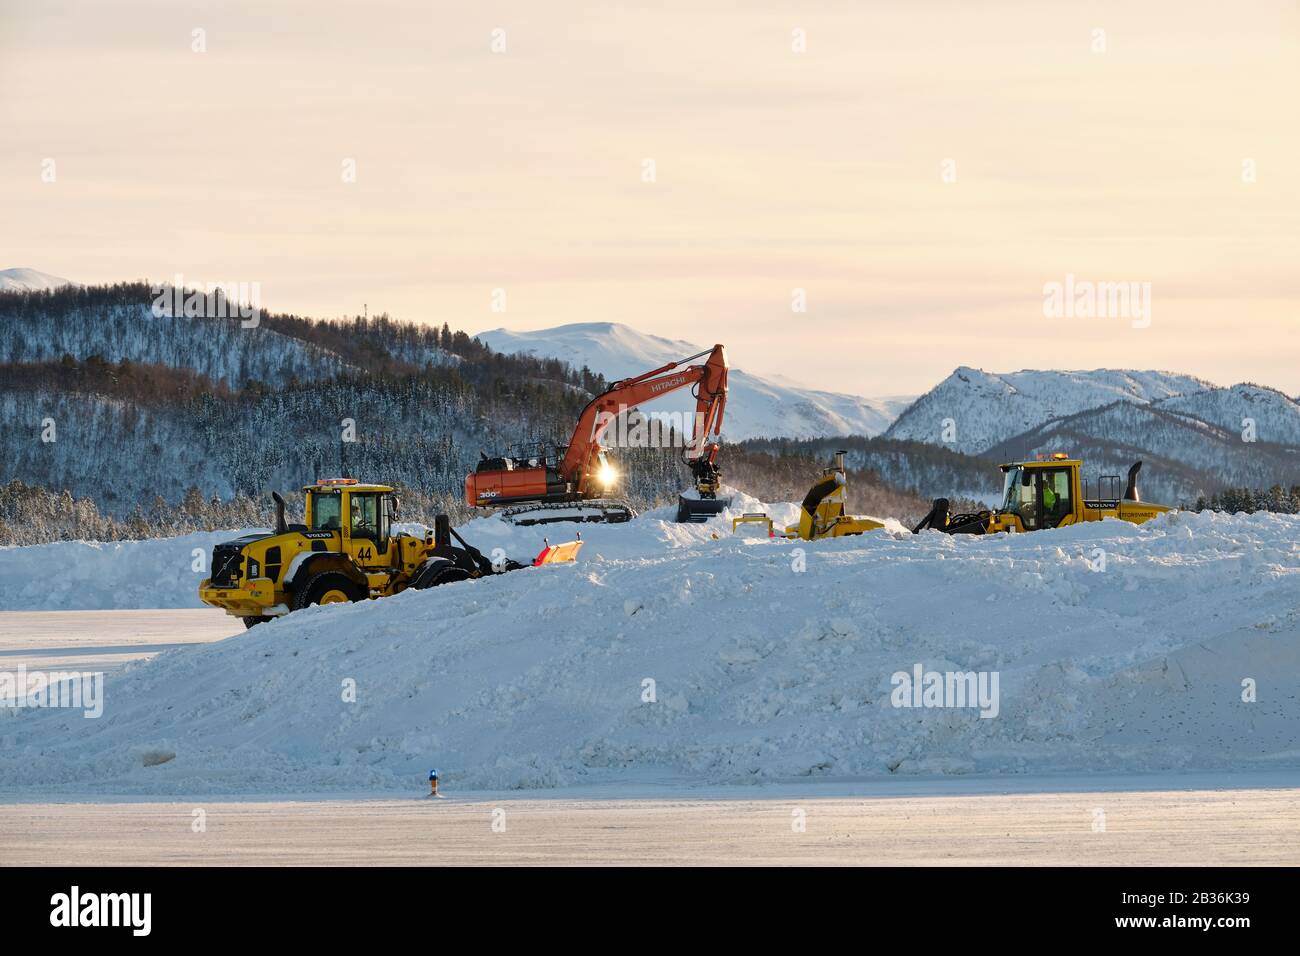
[734,451,886,541]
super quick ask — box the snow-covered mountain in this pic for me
[884,366,1213,455]
[983,400,1300,504]
[476,322,913,440]
[0,267,74,291]
[1154,383,1300,448]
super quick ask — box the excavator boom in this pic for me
[562,345,728,493]
[466,344,730,524]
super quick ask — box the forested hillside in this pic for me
[737,436,998,504]
[6,283,1299,543]
[985,401,1300,504]
[0,284,835,542]
[0,284,634,539]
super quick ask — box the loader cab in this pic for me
[304,479,399,568]
[996,457,1079,531]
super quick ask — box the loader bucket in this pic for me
[676,494,730,523]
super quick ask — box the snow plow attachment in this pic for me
[676,494,730,523]
[731,513,775,536]
[532,535,584,566]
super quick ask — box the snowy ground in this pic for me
[2,493,1298,801]
[5,774,1300,865]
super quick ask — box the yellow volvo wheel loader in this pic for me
[199,478,581,627]
[912,455,1171,535]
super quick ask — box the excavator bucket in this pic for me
[532,537,584,566]
[676,494,730,523]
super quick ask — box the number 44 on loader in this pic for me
[199,478,582,627]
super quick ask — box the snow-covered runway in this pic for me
[0,609,239,673]
[5,774,1299,865]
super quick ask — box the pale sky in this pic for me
[2,0,1297,396]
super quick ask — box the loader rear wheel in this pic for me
[242,615,272,629]
[293,571,366,611]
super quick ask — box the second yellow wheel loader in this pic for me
[912,455,1171,535]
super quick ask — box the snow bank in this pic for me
[0,530,264,611]
[3,506,1299,794]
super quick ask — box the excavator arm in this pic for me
[560,344,728,498]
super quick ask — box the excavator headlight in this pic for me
[598,462,619,488]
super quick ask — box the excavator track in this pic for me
[497,499,637,527]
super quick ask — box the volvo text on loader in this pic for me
[465,344,730,525]
[912,456,1171,535]
[199,478,581,627]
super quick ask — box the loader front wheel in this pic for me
[293,571,366,611]
[411,564,472,589]
[242,615,272,629]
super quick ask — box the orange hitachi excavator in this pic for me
[465,344,729,525]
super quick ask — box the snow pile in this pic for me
[0,530,261,611]
[2,506,1299,794]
